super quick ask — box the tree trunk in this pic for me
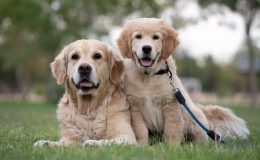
[245,10,257,108]
[15,65,30,100]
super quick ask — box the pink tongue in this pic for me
[140,59,153,67]
[80,81,93,87]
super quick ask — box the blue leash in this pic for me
[164,61,226,144]
[174,90,226,144]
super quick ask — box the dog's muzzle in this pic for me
[72,63,99,91]
[137,45,158,67]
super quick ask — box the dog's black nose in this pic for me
[78,63,92,74]
[142,45,152,54]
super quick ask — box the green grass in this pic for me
[0,101,259,160]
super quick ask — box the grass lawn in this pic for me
[0,101,259,160]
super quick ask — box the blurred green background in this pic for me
[0,0,259,107]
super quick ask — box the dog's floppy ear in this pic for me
[50,47,67,85]
[117,27,133,58]
[161,22,179,59]
[109,49,125,84]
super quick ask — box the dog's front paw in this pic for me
[83,140,102,146]
[34,140,51,147]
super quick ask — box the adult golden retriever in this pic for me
[117,18,249,145]
[34,39,136,147]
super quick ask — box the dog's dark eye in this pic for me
[135,34,142,39]
[153,35,159,40]
[71,53,79,60]
[93,53,102,60]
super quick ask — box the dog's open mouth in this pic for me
[138,57,154,67]
[73,79,99,91]
[79,80,94,88]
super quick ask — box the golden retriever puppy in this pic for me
[117,18,249,145]
[34,39,136,147]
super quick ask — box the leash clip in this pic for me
[165,61,178,93]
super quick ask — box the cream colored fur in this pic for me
[197,104,249,139]
[34,39,136,147]
[117,18,249,145]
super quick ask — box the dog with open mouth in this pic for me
[34,39,136,147]
[117,18,249,145]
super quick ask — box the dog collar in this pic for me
[153,61,170,75]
